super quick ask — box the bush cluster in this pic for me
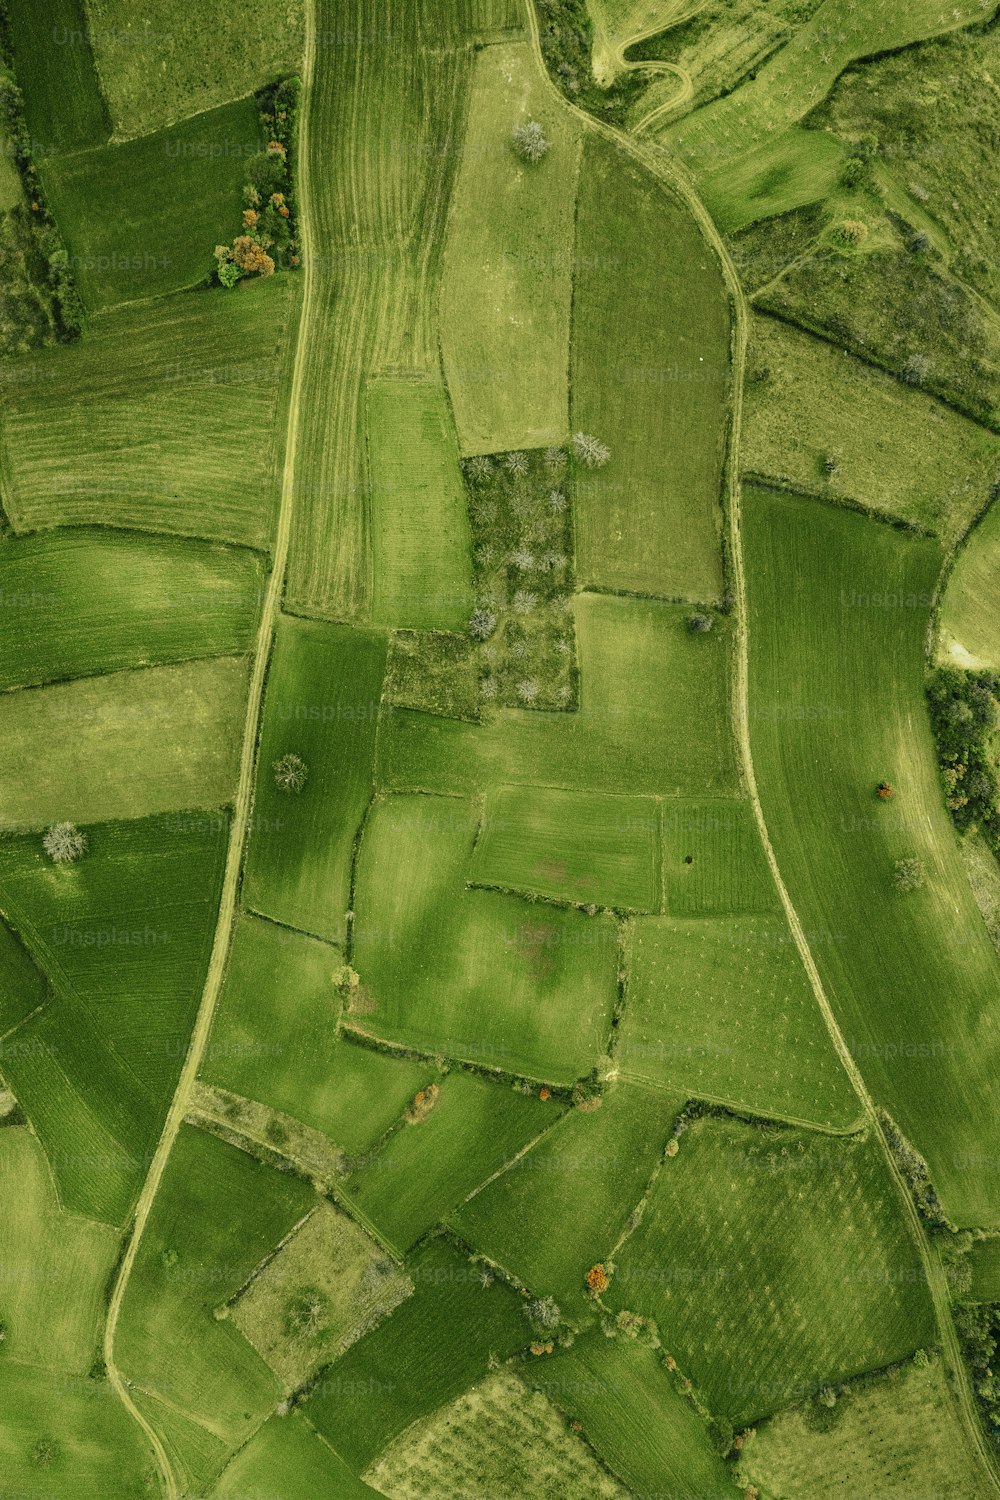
[955,1301,1000,1451]
[216,77,300,286]
[925,666,1000,850]
[534,0,648,123]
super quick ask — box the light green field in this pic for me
[40,97,262,310]
[449,1082,677,1318]
[699,124,843,232]
[352,794,618,1083]
[440,42,580,456]
[211,1411,384,1499]
[379,593,738,798]
[365,1369,628,1499]
[84,0,304,138]
[366,379,474,631]
[339,1069,556,1255]
[0,530,264,689]
[0,656,247,830]
[529,1335,733,1499]
[242,616,386,944]
[609,1115,934,1424]
[663,797,777,914]
[571,135,728,600]
[744,485,1000,1227]
[0,278,298,549]
[618,915,860,1127]
[0,1127,118,1372]
[938,497,1000,670]
[5,0,109,152]
[131,1387,231,1498]
[969,1237,1000,1304]
[304,1235,531,1473]
[744,317,1000,540]
[470,786,660,910]
[743,1354,990,1499]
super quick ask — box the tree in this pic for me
[544,445,567,470]
[469,608,497,641]
[505,450,529,476]
[526,1295,561,1329]
[902,353,930,386]
[231,235,275,278]
[572,431,610,468]
[687,613,713,634]
[894,857,926,892]
[43,822,86,863]
[834,218,868,246]
[512,120,550,163]
[218,259,243,289]
[877,781,895,800]
[273,753,308,792]
[585,1263,609,1296]
[464,454,493,483]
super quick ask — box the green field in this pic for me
[339,1069,556,1255]
[571,135,728,600]
[449,1082,677,1318]
[440,42,580,456]
[0,908,49,1033]
[211,1411,384,1499]
[5,0,109,152]
[609,1114,934,1424]
[938,498,1000,670]
[743,317,1000,540]
[0,656,248,829]
[40,97,263,309]
[366,379,474,631]
[242,616,386,944]
[470,786,660,910]
[969,1237,1000,1304]
[663,797,777,915]
[351,794,618,1083]
[619,915,860,1127]
[0,529,264,688]
[0,278,298,548]
[131,1387,231,1497]
[744,485,1000,1227]
[699,124,844,232]
[84,0,304,138]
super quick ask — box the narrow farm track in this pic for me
[101,11,320,1496]
[523,1,1000,1486]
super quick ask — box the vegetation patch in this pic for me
[383,631,480,722]
[926,666,1000,852]
[938,498,1000,672]
[4,0,109,152]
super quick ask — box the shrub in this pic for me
[285,1288,329,1339]
[839,155,867,189]
[834,218,869,247]
[687,613,714,634]
[43,822,87,863]
[273,753,308,792]
[512,120,550,163]
[893,857,926,892]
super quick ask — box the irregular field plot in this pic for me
[608,1115,934,1424]
[131,1388,230,1498]
[744,485,1000,1226]
[243,616,386,944]
[0,656,248,829]
[0,912,48,1034]
[571,135,728,600]
[938,498,1000,671]
[0,278,297,549]
[41,98,263,309]
[210,1411,383,1499]
[352,794,618,1083]
[5,0,109,152]
[699,125,843,232]
[0,529,264,689]
[366,379,474,631]
[619,915,860,1128]
[449,1082,676,1317]
[364,1369,628,1499]
[441,42,580,455]
[743,317,1000,540]
[339,1069,556,1255]
[663,797,776,914]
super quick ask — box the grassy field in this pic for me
[469,786,660,910]
[364,1369,628,1498]
[242,616,386,944]
[379,593,738,797]
[0,278,298,549]
[699,124,843,232]
[211,1411,384,1499]
[609,1114,934,1424]
[40,97,263,309]
[619,915,860,1127]
[529,1335,733,1498]
[571,135,728,600]
[938,498,1000,670]
[131,1387,230,1498]
[5,0,109,152]
[969,1237,1000,1304]
[84,0,304,138]
[743,1353,990,1498]
[743,317,1000,540]
[663,797,777,915]
[304,1234,531,1473]
[351,794,618,1083]
[0,656,248,829]
[0,909,49,1033]
[339,1069,556,1254]
[0,1127,118,1372]
[440,42,580,456]
[367,379,474,631]
[744,485,1000,1227]
[0,530,264,689]
[449,1082,677,1318]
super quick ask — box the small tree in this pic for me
[585,1263,609,1296]
[526,1295,561,1329]
[902,353,931,386]
[512,120,550,163]
[505,450,529,476]
[544,446,567,470]
[894,857,926,892]
[43,822,86,864]
[469,608,497,641]
[572,432,610,468]
[273,753,308,793]
[285,1288,328,1340]
[877,781,895,800]
[687,613,713,634]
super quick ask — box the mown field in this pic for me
[662,797,777,914]
[743,485,1000,1227]
[938,497,1000,671]
[210,1411,383,1499]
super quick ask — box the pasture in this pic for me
[0,529,264,688]
[609,1114,934,1424]
[366,379,474,632]
[938,498,1000,671]
[242,616,386,944]
[699,125,843,233]
[663,797,777,915]
[0,277,298,549]
[618,915,860,1128]
[351,794,618,1083]
[339,1069,556,1255]
[571,135,728,600]
[4,0,109,152]
[469,786,660,910]
[440,42,580,456]
[743,485,1000,1227]
[0,655,248,828]
[211,1411,384,1499]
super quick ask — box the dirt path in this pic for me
[101,10,320,1497]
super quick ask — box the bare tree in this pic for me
[505,450,529,477]
[43,822,87,864]
[469,608,497,640]
[512,120,550,163]
[572,431,611,468]
[273,753,308,793]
